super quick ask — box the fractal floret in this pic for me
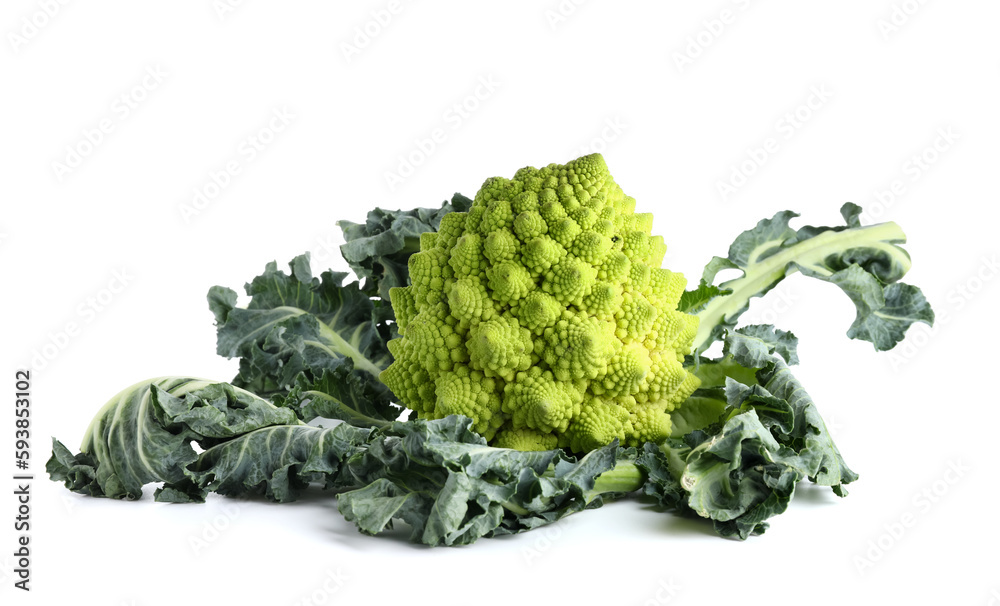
[380,153,701,452]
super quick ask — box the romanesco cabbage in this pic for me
[380,153,700,452]
[50,157,935,545]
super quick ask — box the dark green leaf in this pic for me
[213,254,392,383]
[678,281,731,315]
[668,395,728,437]
[336,416,626,546]
[275,364,401,428]
[178,423,370,502]
[338,194,473,299]
[692,203,934,354]
[46,378,302,500]
[739,358,858,491]
[210,254,396,425]
[640,411,807,539]
[829,271,936,351]
[724,325,799,367]
[639,339,856,538]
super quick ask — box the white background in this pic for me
[2,1,998,604]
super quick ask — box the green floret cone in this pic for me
[380,153,701,452]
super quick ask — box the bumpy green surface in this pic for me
[380,154,701,452]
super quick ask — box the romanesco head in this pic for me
[381,154,701,452]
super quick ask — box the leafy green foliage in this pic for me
[275,367,401,428]
[337,416,625,546]
[208,254,400,427]
[677,282,730,314]
[338,194,473,299]
[690,203,934,354]
[637,329,857,538]
[667,396,728,438]
[48,383,631,545]
[169,423,370,503]
[46,356,855,542]
[46,378,317,500]
[723,324,799,367]
[639,413,802,539]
